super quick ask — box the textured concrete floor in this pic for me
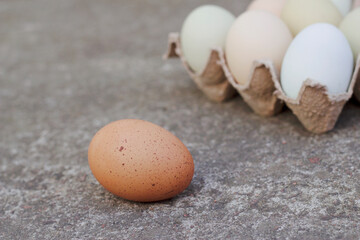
[1,0,360,239]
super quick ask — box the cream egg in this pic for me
[281,0,342,36]
[281,23,354,99]
[226,10,293,85]
[88,119,194,202]
[181,5,235,73]
[340,8,360,61]
[247,0,287,17]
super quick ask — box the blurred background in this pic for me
[1,1,360,239]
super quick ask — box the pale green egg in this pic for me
[181,5,235,74]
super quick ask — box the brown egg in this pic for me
[88,119,194,202]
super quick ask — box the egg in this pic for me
[354,0,360,8]
[330,0,353,16]
[281,0,342,36]
[226,11,293,85]
[181,5,235,73]
[281,23,354,99]
[88,119,194,202]
[247,0,287,17]
[340,8,360,61]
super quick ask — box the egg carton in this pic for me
[164,32,236,102]
[273,55,360,134]
[164,32,283,116]
[353,54,360,102]
[164,33,360,133]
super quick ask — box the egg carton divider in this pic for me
[353,55,360,103]
[217,51,284,117]
[163,32,236,102]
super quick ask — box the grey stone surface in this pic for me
[1,0,360,239]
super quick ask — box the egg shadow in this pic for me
[95,172,204,208]
[333,100,360,132]
[271,100,360,136]
[270,106,315,137]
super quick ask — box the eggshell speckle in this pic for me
[88,119,194,202]
[248,0,287,17]
[226,10,293,85]
[281,23,354,99]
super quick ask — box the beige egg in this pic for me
[88,119,194,202]
[248,0,287,17]
[226,10,293,85]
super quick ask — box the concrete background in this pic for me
[1,0,360,239]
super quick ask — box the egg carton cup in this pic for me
[217,52,284,117]
[353,55,360,103]
[164,32,236,102]
[273,57,360,134]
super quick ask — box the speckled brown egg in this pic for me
[88,119,194,202]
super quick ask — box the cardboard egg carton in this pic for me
[164,33,282,116]
[273,55,360,134]
[164,33,236,102]
[353,54,360,102]
[217,52,284,117]
[164,33,360,133]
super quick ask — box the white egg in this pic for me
[281,23,354,99]
[181,5,235,73]
[330,0,353,16]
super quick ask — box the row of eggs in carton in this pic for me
[165,0,360,134]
